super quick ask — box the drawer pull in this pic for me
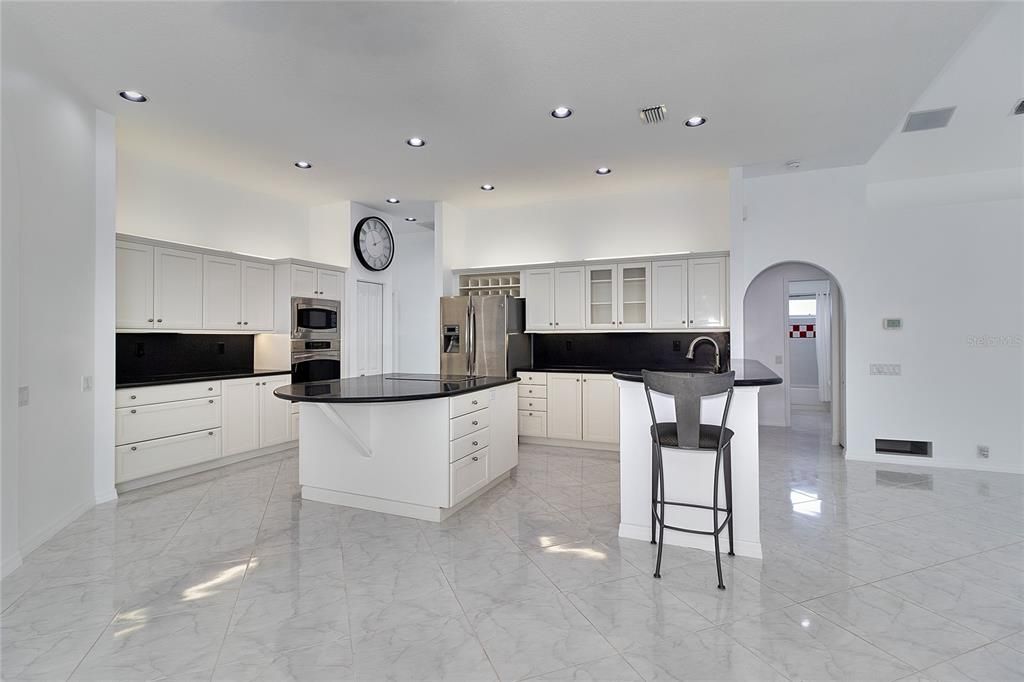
[208,399,214,403]
[471,400,478,405]
[472,440,478,446]
[472,420,478,426]
[130,395,137,400]
[208,431,214,436]
[130,446,137,451]
[130,409,136,414]
[472,456,479,461]
[208,387,214,391]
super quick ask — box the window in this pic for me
[788,298,816,317]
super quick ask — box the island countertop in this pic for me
[273,373,520,403]
[610,359,782,387]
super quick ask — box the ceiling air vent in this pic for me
[639,105,668,125]
[1014,98,1024,116]
[902,106,956,132]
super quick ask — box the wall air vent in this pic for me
[875,438,933,458]
[639,105,668,125]
[1014,98,1024,116]
[902,106,956,132]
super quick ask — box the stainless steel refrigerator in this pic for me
[440,295,530,378]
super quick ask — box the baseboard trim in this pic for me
[520,436,619,452]
[14,498,97,568]
[619,522,762,560]
[94,488,119,505]
[116,441,297,494]
[1,551,24,578]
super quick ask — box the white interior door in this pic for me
[357,280,384,376]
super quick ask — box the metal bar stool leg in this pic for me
[651,441,658,545]
[654,447,667,579]
[724,442,735,557]
[712,448,725,590]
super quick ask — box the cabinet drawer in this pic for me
[517,397,547,412]
[116,381,220,408]
[450,408,489,440]
[450,427,490,463]
[516,371,546,386]
[518,410,548,438]
[518,384,547,399]
[450,447,489,507]
[116,397,222,446]
[116,429,221,483]
[450,391,489,418]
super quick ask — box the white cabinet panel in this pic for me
[450,448,489,506]
[116,241,154,329]
[221,378,260,456]
[515,371,547,386]
[154,247,203,329]
[450,408,490,440]
[116,429,221,483]
[450,390,488,418]
[524,268,555,330]
[651,260,688,330]
[585,265,618,329]
[450,427,489,463]
[203,256,242,329]
[582,374,620,443]
[116,396,221,446]
[546,373,582,441]
[290,265,317,298]
[518,411,548,437]
[242,262,275,330]
[617,262,652,329]
[259,376,293,448]
[553,267,585,330]
[290,411,300,441]
[116,381,219,408]
[688,257,728,328]
[317,269,343,301]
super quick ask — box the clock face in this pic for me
[353,216,395,271]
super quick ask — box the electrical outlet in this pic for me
[977,445,990,459]
[18,386,29,407]
[870,363,902,376]
[673,340,681,352]
[81,375,93,392]
[774,355,783,365]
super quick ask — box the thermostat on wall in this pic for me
[882,318,903,330]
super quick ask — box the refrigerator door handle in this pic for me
[468,299,477,375]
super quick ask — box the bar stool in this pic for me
[642,370,736,589]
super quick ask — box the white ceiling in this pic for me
[5,1,993,208]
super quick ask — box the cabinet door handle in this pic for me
[208,431,214,436]
[243,322,249,325]
[583,378,587,382]
[471,400,478,405]
[472,420,478,426]
[147,318,154,323]
[548,322,552,326]
[575,378,579,382]
[130,446,137,451]
[690,320,694,324]
[156,318,163,323]
[529,412,533,416]
[472,441,478,446]
[472,456,479,461]
[555,322,559,326]
[208,399,214,403]
[130,395,137,400]
[130,409,136,414]
[208,387,214,391]
[237,321,242,325]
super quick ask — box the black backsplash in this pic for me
[116,333,254,384]
[530,332,730,372]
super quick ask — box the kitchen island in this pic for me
[274,374,520,522]
[613,360,781,559]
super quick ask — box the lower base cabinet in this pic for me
[450,447,490,506]
[516,371,619,445]
[223,375,294,455]
[116,429,222,483]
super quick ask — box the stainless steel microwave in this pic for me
[291,297,340,341]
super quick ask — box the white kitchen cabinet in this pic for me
[290,265,317,298]
[116,241,155,329]
[115,396,221,446]
[524,268,555,330]
[317,269,344,301]
[154,247,204,329]
[688,256,728,328]
[242,262,275,330]
[582,374,620,443]
[547,373,583,441]
[116,429,221,483]
[617,262,652,329]
[651,259,688,329]
[260,376,293,448]
[553,267,585,330]
[221,377,261,456]
[450,448,490,506]
[585,265,618,329]
[203,256,243,329]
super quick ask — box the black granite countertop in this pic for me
[608,359,782,387]
[274,373,521,403]
[116,368,291,389]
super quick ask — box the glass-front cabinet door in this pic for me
[617,262,652,329]
[585,265,618,329]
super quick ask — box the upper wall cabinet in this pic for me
[289,264,344,301]
[585,263,652,329]
[116,241,155,328]
[688,257,728,328]
[524,267,584,331]
[651,260,688,329]
[203,256,275,331]
[242,262,275,330]
[524,269,554,330]
[153,247,204,329]
[553,267,585,330]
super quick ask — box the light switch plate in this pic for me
[870,363,902,376]
[81,375,93,392]
[774,355,783,365]
[18,386,29,407]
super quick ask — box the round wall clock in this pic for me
[353,216,395,271]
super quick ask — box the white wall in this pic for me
[94,111,117,505]
[393,230,439,373]
[732,4,1023,472]
[309,201,351,268]
[2,26,110,574]
[445,177,729,268]
[118,149,311,260]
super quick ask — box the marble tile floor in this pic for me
[2,409,1023,681]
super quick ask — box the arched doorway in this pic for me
[742,261,846,448]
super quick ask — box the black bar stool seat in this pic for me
[643,370,736,590]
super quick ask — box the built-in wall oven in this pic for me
[292,297,340,341]
[291,297,341,382]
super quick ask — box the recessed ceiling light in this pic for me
[785,160,801,169]
[404,217,417,222]
[480,184,495,191]
[294,161,312,169]
[550,106,573,119]
[595,167,612,175]
[118,90,147,103]
[685,116,707,127]
[386,197,400,204]
[406,137,426,147]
